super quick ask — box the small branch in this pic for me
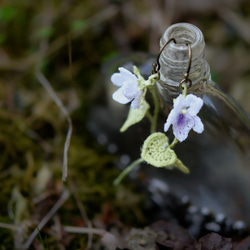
[68,179,93,249]
[22,189,70,249]
[35,71,73,181]
[63,226,105,236]
[0,222,17,231]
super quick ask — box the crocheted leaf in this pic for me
[141,132,177,168]
[120,100,149,132]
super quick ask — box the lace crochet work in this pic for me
[141,132,177,168]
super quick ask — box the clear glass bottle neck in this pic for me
[158,23,210,88]
[156,23,250,154]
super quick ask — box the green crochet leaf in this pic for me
[120,100,149,132]
[141,132,177,168]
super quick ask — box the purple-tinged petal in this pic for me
[176,113,185,126]
[173,94,185,109]
[172,115,194,142]
[164,109,177,132]
[172,125,189,142]
[184,94,203,116]
[193,116,204,133]
[164,93,204,142]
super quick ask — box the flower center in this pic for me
[181,109,187,115]
[177,113,185,126]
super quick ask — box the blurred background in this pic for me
[0,0,249,248]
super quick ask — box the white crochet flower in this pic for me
[111,67,143,109]
[164,94,204,142]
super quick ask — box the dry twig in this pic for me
[21,189,70,249]
[68,179,93,249]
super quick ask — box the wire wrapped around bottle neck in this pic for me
[158,23,210,87]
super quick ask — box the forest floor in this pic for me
[0,0,250,249]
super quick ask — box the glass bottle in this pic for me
[95,22,250,228]
[153,23,250,224]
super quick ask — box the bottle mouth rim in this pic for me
[161,23,204,52]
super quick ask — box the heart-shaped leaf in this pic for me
[141,132,177,168]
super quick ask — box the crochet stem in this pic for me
[169,137,179,149]
[113,158,144,185]
[149,87,160,133]
[146,110,153,123]
[182,83,188,98]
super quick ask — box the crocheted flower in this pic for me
[164,94,204,142]
[111,67,143,109]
